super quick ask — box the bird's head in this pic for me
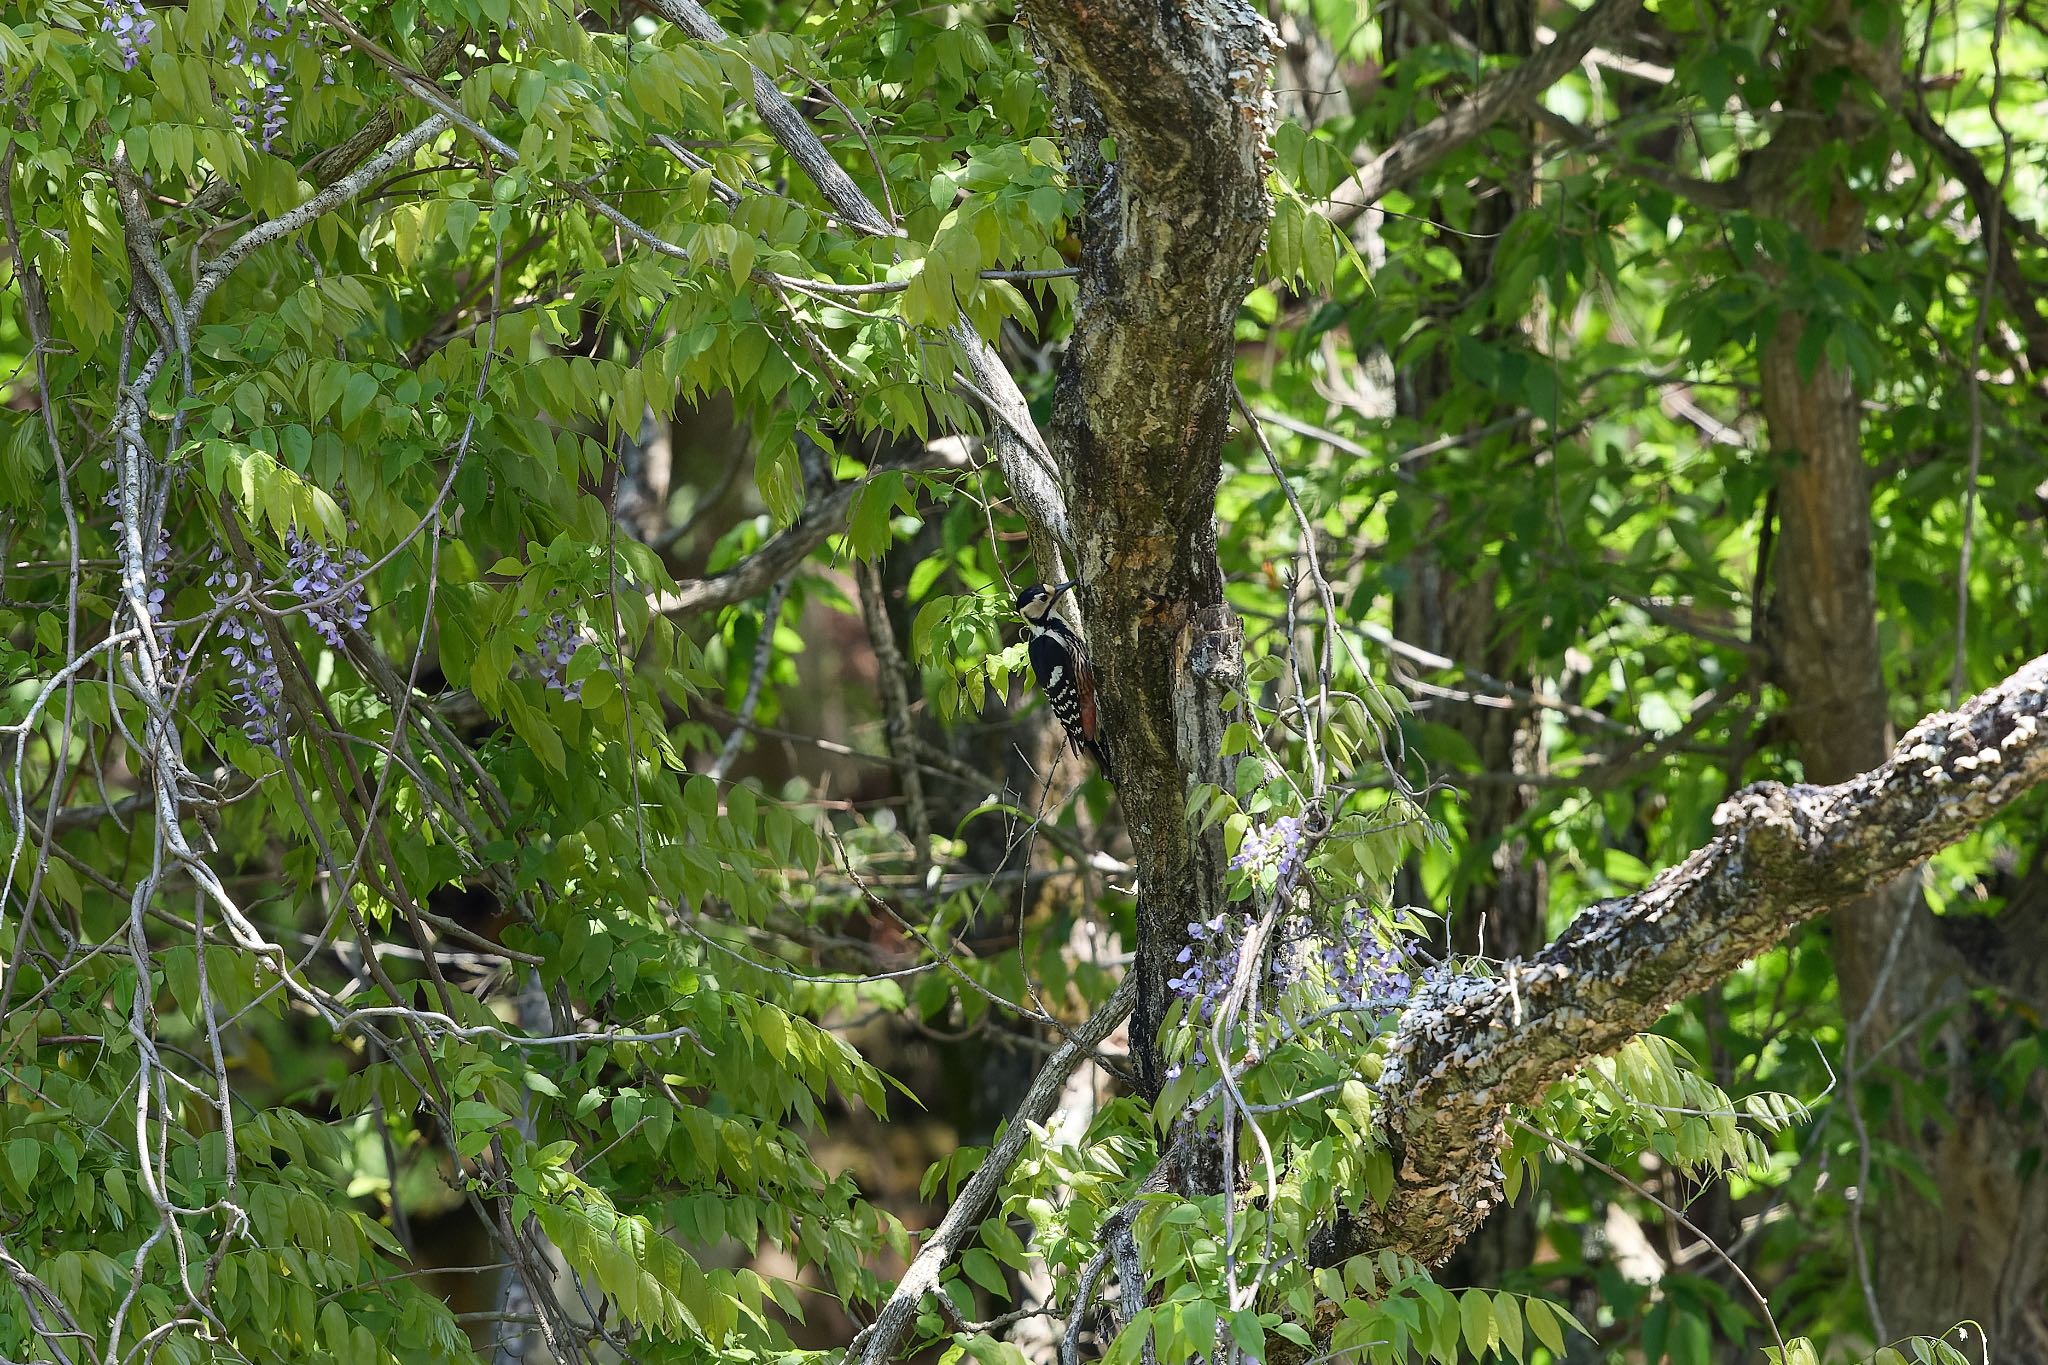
[1014,580,1077,625]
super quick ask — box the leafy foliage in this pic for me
[1,0,2044,1359]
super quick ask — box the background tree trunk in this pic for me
[1754,9,2048,1352]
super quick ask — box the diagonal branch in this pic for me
[1340,651,2048,1265]
[1330,0,1646,226]
[188,28,469,221]
[641,0,893,239]
[190,116,450,322]
[302,0,1071,573]
[650,444,971,620]
[1523,102,1747,211]
[1903,101,2048,375]
[642,0,1073,570]
[848,975,1136,1365]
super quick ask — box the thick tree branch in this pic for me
[1330,0,1646,226]
[1337,652,2048,1265]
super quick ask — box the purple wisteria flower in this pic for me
[1232,814,1306,883]
[524,611,585,701]
[204,548,286,750]
[1166,898,1416,1080]
[144,529,172,640]
[1164,910,1252,1080]
[1167,912,1238,1014]
[194,534,370,751]
[101,0,155,70]
[1275,905,1413,1037]
[109,517,176,651]
[283,530,370,649]
[224,0,305,150]
[1320,937,1412,1035]
[219,616,285,749]
[1163,816,1422,1079]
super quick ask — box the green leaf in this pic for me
[1461,1288,1496,1359]
[961,1247,1008,1298]
[339,371,378,425]
[1495,1293,1524,1361]
[755,439,804,526]
[515,69,546,121]
[1227,1309,1264,1357]
[1524,1299,1565,1357]
[3,1139,39,1198]
[445,197,480,249]
[755,1003,789,1060]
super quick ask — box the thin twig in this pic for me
[708,579,792,781]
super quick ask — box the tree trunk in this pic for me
[1024,0,1277,1096]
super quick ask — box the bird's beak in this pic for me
[1049,580,1078,602]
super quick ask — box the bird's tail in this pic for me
[1087,740,1116,785]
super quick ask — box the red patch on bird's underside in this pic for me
[1076,655,1099,742]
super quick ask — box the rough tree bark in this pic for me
[1020,0,1278,1095]
[1325,654,2048,1266]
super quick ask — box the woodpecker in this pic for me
[1015,581,1113,781]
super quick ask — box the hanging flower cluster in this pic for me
[100,0,154,70]
[523,611,586,701]
[1164,910,1248,1081]
[218,625,284,748]
[1276,905,1413,1037]
[106,499,176,653]
[116,523,172,607]
[1164,815,1415,1080]
[281,531,371,649]
[1232,812,1305,882]
[1168,912,1244,1023]
[224,0,309,150]
[199,536,371,751]
[1163,816,1313,1079]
